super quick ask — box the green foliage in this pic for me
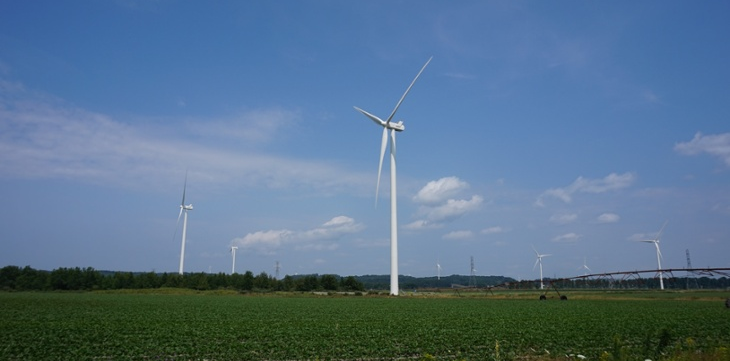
[0,265,365,293]
[1,293,729,360]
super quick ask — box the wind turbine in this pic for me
[532,245,551,289]
[175,172,193,275]
[640,220,668,290]
[354,57,432,296]
[436,260,442,280]
[230,246,238,274]
[578,257,591,276]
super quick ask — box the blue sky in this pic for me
[1,1,729,281]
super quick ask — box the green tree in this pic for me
[340,276,365,291]
[320,274,339,291]
[253,272,273,290]
[241,271,254,290]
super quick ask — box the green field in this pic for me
[1,291,729,360]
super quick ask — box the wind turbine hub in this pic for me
[387,122,405,131]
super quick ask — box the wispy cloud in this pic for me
[0,81,369,193]
[442,230,474,240]
[481,226,506,235]
[550,213,577,225]
[535,172,636,207]
[403,220,442,231]
[675,132,730,167]
[185,108,301,144]
[230,216,364,254]
[596,213,620,223]
[552,233,581,243]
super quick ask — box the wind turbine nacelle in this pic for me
[387,121,405,131]
[183,204,193,210]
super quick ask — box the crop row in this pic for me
[1,292,728,360]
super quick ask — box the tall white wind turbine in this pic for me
[532,246,551,290]
[354,57,432,296]
[230,246,238,274]
[176,172,193,275]
[437,260,442,280]
[640,221,668,290]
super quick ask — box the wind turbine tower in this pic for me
[275,261,280,280]
[176,173,193,275]
[640,221,667,290]
[469,256,476,287]
[230,246,238,274]
[354,57,432,296]
[436,259,442,280]
[532,246,551,290]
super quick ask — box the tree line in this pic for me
[0,265,365,293]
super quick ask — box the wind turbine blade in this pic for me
[181,170,188,206]
[533,258,540,270]
[531,244,539,256]
[354,106,386,126]
[384,56,432,125]
[375,127,388,207]
[172,207,183,243]
[656,220,668,241]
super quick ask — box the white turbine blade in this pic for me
[172,207,183,243]
[354,106,386,126]
[655,220,668,241]
[384,56,432,125]
[375,127,388,207]
[533,258,540,270]
[390,125,397,155]
[656,243,663,260]
[181,170,188,206]
[531,244,539,256]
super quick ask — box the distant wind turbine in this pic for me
[354,57,432,296]
[436,259,442,280]
[175,172,193,275]
[639,220,668,290]
[532,245,551,290]
[578,257,591,276]
[230,246,238,274]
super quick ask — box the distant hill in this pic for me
[355,274,516,290]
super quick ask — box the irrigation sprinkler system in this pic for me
[478,267,730,300]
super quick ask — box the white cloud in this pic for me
[596,213,620,223]
[421,195,484,222]
[675,132,730,166]
[231,216,363,254]
[535,172,636,206]
[413,176,469,205]
[408,177,484,230]
[481,226,506,235]
[549,213,577,224]
[403,220,442,231]
[442,230,474,240]
[552,233,581,243]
